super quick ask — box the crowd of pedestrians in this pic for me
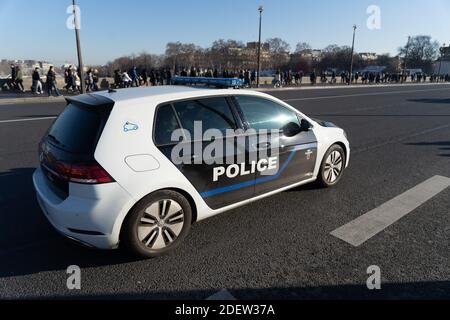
[2,63,450,96]
[63,65,100,93]
[271,68,450,88]
[5,64,61,96]
[112,67,267,88]
[112,67,173,88]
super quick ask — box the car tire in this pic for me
[121,190,192,258]
[317,144,346,188]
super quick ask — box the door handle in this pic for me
[256,142,271,150]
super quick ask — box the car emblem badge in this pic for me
[123,122,139,133]
[305,150,313,160]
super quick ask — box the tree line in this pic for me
[90,35,442,77]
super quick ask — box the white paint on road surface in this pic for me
[0,116,57,124]
[285,88,450,102]
[206,289,237,301]
[331,176,450,247]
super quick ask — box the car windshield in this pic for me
[47,103,105,155]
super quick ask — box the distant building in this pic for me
[359,52,378,61]
[296,49,323,62]
[246,42,270,51]
[433,45,450,75]
[226,42,272,69]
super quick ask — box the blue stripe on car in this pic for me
[200,143,317,199]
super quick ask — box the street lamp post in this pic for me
[256,6,264,88]
[402,36,411,84]
[348,25,357,85]
[438,43,446,80]
[72,0,85,94]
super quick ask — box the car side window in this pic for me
[236,96,300,131]
[173,97,237,139]
[154,104,181,146]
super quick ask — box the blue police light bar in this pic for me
[172,76,245,89]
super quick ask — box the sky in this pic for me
[0,0,449,65]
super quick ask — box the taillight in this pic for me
[54,161,115,184]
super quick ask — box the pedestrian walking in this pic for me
[130,66,139,87]
[93,69,99,91]
[46,66,61,97]
[10,64,16,89]
[166,69,172,85]
[65,66,75,92]
[113,70,122,88]
[310,70,317,85]
[150,69,156,86]
[32,67,43,94]
[15,66,25,92]
[142,69,149,86]
[122,71,132,88]
[86,68,94,92]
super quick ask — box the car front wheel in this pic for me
[317,144,346,188]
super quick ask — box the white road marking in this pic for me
[285,88,450,102]
[206,289,237,301]
[331,176,450,247]
[0,116,57,124]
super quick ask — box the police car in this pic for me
[33,84,350,258]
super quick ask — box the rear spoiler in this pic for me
[65,93,115,108]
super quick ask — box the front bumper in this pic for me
[33,168,133,249]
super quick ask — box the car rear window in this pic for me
[47,103,108,154]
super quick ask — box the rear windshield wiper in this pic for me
[47,134,66,148]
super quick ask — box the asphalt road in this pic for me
[0,84,450,299]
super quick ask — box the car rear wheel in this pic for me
[121,191,192,258]
[317,144,346,188]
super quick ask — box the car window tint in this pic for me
[236,96,300,131]
[47,104,104,154]
[154,104,181,145]
[173,97,237,139]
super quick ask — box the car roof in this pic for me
[92,86,253,104]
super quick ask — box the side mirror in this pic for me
[300,119,312,132]
[282,122,302,137]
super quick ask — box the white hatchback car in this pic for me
[33,86,350,258]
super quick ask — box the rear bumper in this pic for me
[33,168,134,249]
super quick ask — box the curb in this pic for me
[0,96,66,105]
[254,82,450,92]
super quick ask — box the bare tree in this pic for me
[375,54,398,73]
[266,38,291,69]
[165,42,203,70]
[318,45,359,72]
[210,39,246,70]
[295,42,312,54]
[399,35,439,73]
